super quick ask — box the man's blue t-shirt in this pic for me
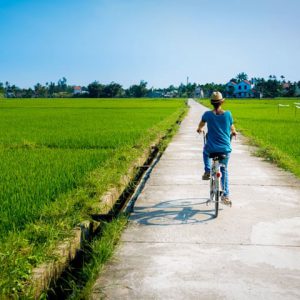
[201,110,233,153]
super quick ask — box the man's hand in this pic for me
[231,124,237,139]
[231,130,237,139]
[197,121,206,134]
[197,127,203,134]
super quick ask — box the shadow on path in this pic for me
[130,198,220,226]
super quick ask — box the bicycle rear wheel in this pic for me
[214,189,219,218]
[209,176,220,218]
[214,178,220,218]
[209,177,214,201]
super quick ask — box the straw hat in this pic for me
[210,91,224,103]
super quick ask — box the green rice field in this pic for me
[199,98,300,177]
[0,98,186,296]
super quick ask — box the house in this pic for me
[281,82,291,96]
[147,90,164,98]
[194,86,204,98]
[225,80,254,98]
[73,86,82,95]
[282,82,290,89]
[163,91,177,98]
[5,91,15,98]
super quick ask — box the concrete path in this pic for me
[91,100,300,300]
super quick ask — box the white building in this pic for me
[194,86,204,98]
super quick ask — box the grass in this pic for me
[0,98,187,297]
[47,215,129,300]
[72,216,128,300]
[198,98,300,177]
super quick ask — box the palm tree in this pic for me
[45,82,49,98]
[236,72,248,82]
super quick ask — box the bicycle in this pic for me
[203,132,232,218]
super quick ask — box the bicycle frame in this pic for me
[202,131,228,218]
[207,157,226,218]
[210,159,225,201]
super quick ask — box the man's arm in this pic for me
[197,121,206,134]
[231,124,237,136]
[230,112,237,137]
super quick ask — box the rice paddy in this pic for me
[0,98,186,296]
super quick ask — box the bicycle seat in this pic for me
[209,152,227,160]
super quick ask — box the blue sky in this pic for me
[0,0,299,88]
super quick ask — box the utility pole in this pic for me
[186,76,189,86]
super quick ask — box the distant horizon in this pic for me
[1,0,299,88]
[2,73,298,90]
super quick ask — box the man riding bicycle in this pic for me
[197,91,237,205]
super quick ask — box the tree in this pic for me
[22,88,34,98]
[229,78,237,83]
[254,77,281,98]
[236,72,248,82]
[57,77,67,92]
[4,81,10,96]
[265,77,281,97]
[45,82,49,98]
[87,81,104,98]
[166,85,176,92]
[185,83,197,97]
[282,81,295,97]
[177,83,186,97]
[103,82,124,98]
[200,83,225,98]
[126,80,148,98]
[48,82,56,97]
[0,82,4,97]
[34,83,47,97]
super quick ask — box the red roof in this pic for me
[74,86,81,90]
[243,80,251,85]
[282,83,290,88]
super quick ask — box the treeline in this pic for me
[0,78,73,98]
[251,76,299,98]
[1,73,299,98]
[0,78,202,98]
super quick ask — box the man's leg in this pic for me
[203,150,211,173]
[203,150,211,180]
[220,154,230,196]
